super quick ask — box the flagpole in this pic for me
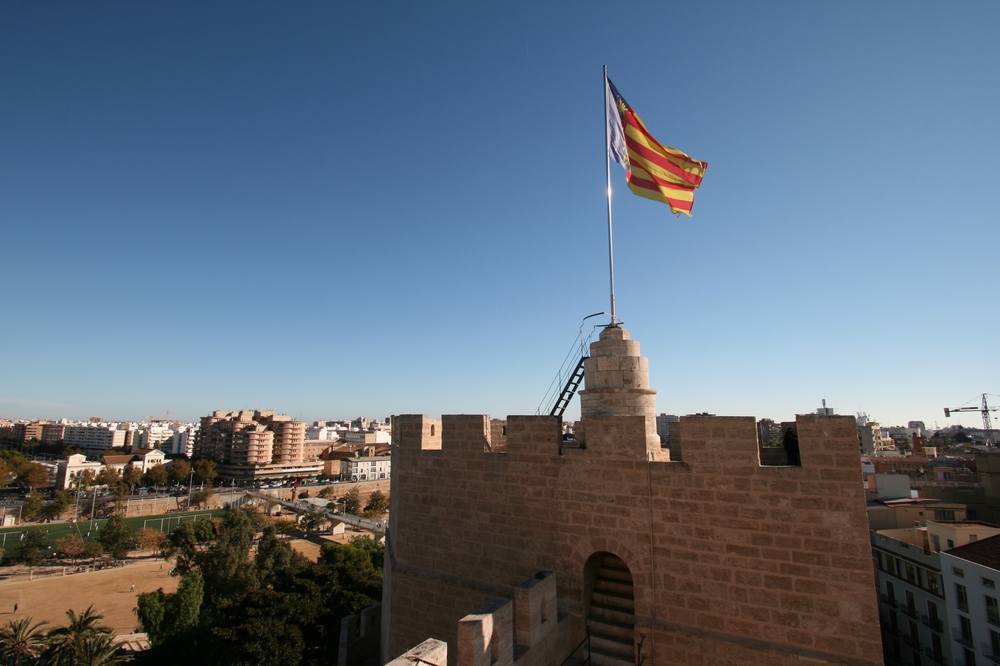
[603,65,617,327]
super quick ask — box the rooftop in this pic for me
[946,533,1000,569]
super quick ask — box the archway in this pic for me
[584,552,635,665]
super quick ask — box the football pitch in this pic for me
[0,509,229,551]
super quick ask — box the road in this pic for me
[247,491,386,534]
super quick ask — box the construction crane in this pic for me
[944,394,1000,446]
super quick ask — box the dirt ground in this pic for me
[0,558,178,634]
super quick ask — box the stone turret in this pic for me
[577,326,662,456]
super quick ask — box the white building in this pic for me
[871,529,952,665]
[131,425,174,450]
[305,425,340,441]
[56,454,104,490]
[941,533,1000,665]
[340,455,391,481]
[343,431,391,445]
[169,424,197,457]
[63,424,126,451]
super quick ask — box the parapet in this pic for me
[338,603,381,666]
[386,639,448,666]
[513,571,557,649]
[458,598,513,666]
[454,572,569,666]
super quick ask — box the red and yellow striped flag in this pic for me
[607,78,707,216]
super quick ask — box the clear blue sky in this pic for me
[2,2,998,429]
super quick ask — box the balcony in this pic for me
[983,643,1000,664]
[921,614,944,633]
[923,648,946,665]
[901,605,920,619]
[881,593,898,608]
[952,628,974,648]
[903,633,922,651]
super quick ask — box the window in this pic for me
[955,567,966,577]
[887,581,896,603]
[949,539,956,549]
[958,584,969,611]
[961,615,973,641]
[986,578,996,589]
[988,596,1000,626]
[992,630,1000,657]
[906,590,916,612]
[931,633,942,657]
[936,510,956,521]
[928,572,941,595]
[965,646,977,666]
[932,535,942,551]
[906,563,917,583]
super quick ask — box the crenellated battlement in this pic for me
[392,412,859,472]
[384,326,881,666]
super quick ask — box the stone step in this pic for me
[589,602,634,626]
[587,616,634,642]
[592,591,635,611]
[588,634,634,664]
[588,649,633,666]
[595,577,634,597]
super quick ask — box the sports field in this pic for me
[0,509,229,552]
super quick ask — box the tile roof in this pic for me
[946,533,1000,570]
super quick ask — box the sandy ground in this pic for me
[0,531,381,634]
[0,558,178,634]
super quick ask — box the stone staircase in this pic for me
[587,555,635,666]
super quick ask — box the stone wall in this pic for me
[384,412,881,666]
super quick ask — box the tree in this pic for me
[137,571,203,647]
[193,459,217,485]
[122,466,143,491]
[0,617,49,665]
[192,488,214,509]
[98,516,135,560]
[145,464,169,489]
[273,520,297,535]
[46,605,113,666]
[17,463,49,490]
[84,540,104,564]
[73,468,97,489]
[19,529,50,575]
[341,487,361,515]
[45,489,72,521]
[72,632,124,666]
[21,490,43,522]
[135,528,167,555]
[169,460,191,485]
[56,534,87,563]
[95,467,121,488]
[299,510,323,535]
[364,490,388,515]
[0,459,11,488]
[317,486,337,499]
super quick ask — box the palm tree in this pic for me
[74,633,123,666]
[0,616,48,665]
[46,606,113,666]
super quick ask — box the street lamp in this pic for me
[187,467,195,509]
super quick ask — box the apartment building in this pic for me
[941,535,1000,665]
[340,455,391,481]
[872,530,952,664]
[194,410,316,480]
[63,424,126,451]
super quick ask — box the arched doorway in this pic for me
[584,552,635,665]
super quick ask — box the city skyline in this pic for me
[2,4,997,430]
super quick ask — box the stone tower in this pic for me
[578,325,662,458]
